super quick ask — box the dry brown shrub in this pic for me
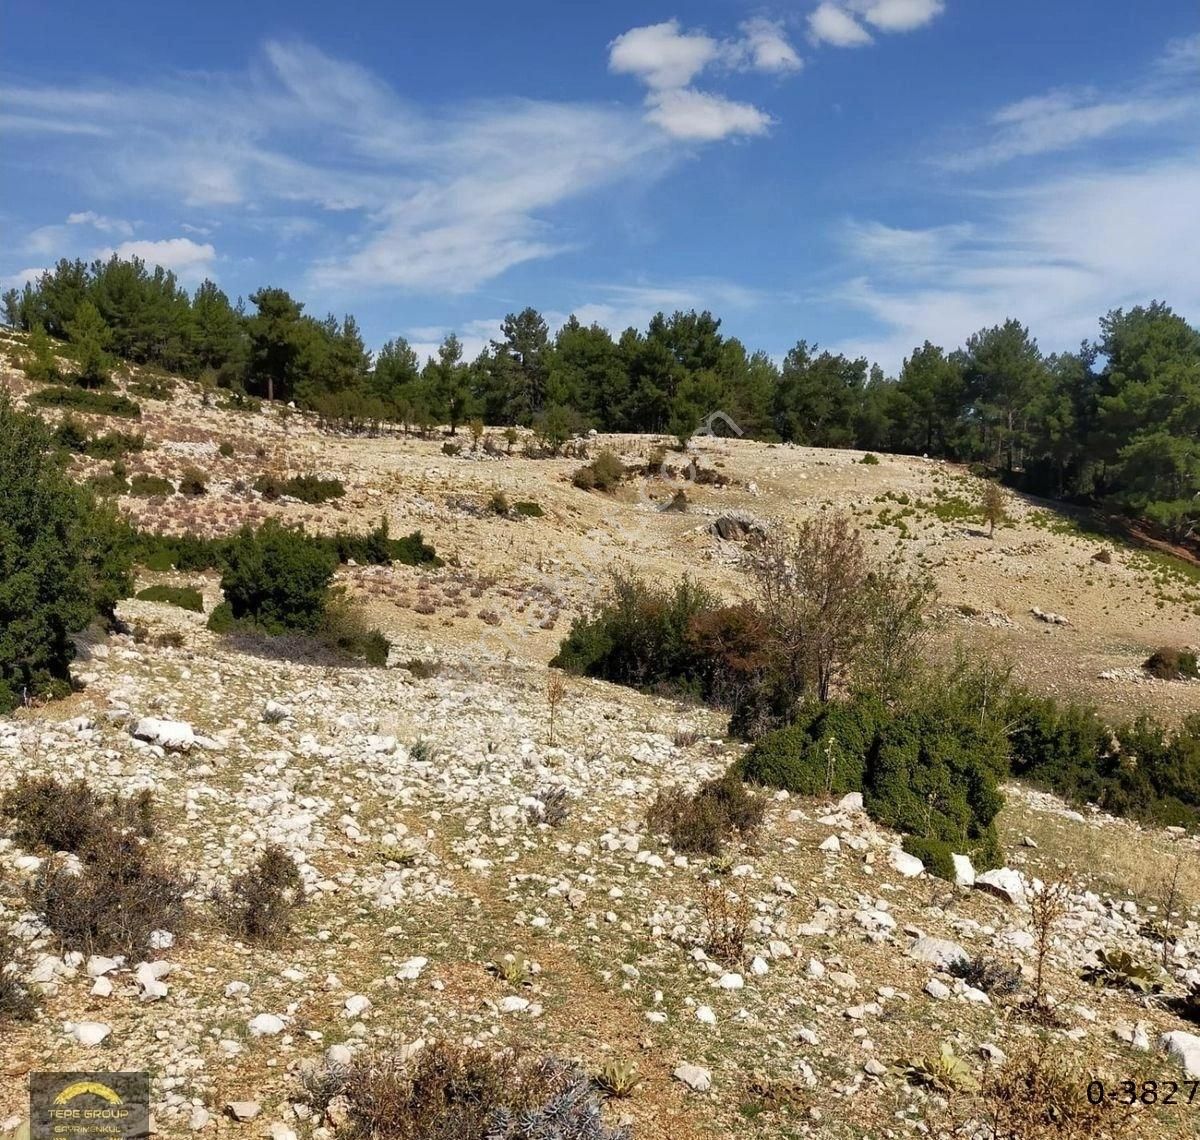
[701,881,752,966]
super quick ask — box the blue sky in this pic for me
[2,1,1197,370]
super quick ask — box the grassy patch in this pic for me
[136,584,204,612]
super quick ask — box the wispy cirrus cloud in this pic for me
[67,210,133,237]
[1158,31,1200,74]
[942,35,1200,170]
[944,88,1199,170]
[0,40,672,294]
[832,156,1200,371]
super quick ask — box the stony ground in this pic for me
[3,617,1200,1139]
[3,340,1200,1137]
[3,328,1197,725]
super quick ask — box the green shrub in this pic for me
[1144,646,1199,680]
[30,386,141,418]
[20,324,60,383]
[513,500,544,518]
[205,601,237,633]
[178,466,207,496]
[136,584,204,612]
[87,462,129,496]
[553,573,776,717]
[254,473,345,504]
[52,415,90,453]
[1007,694,1111,798]
[901,835,956,881]
[320,520,440,568]
[127,375,175,400]
[133,521,438,575]
[218,441,234,458]
[86,430,146,459]
[1005,695,1200,827]
[129,473,174,497]
[571,464,596,490]
[740,670,1008,858]
[572,448,625,492]
[860,452,880,465]
[216,520,337,635]
[0,395,133,710]
[740,696,886,796]
[551,570,716,695]
[134,532,225,571]
[863,697,1006,850]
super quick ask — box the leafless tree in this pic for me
[753,512,936,705]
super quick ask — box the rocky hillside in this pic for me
[2,342,1200,1138]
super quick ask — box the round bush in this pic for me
[217,521,337,634]
[740,696,885,796]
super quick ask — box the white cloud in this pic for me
[849,0,945,33]
[1159,32,1200,74]
[405,318,501,365]
[842,219,972,264]
[102,237,217,283]
[645,89,773,141]
[23,225,68,257]
[808,0,945,47]
[608,18,798,142]
[67,210,133,237]
[1,42,671,295]
[542,280,765,340]
[2,267,45,290]
[608,21,720,90]
[808,4,873,47]
[0,114,108,136]
[832,157,1200,371]
[310,99,664,291]
[734,18,803,74]
[943,82,1199,169]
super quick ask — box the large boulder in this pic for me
[131,717,195,751]
[709,515,766,543]
[889,847,924,878]
[974,867,1025,905]
[951,853,976,887]
[673,1063,712,1092]
[1162,1031,1200,1079]
[908,936,969,969]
